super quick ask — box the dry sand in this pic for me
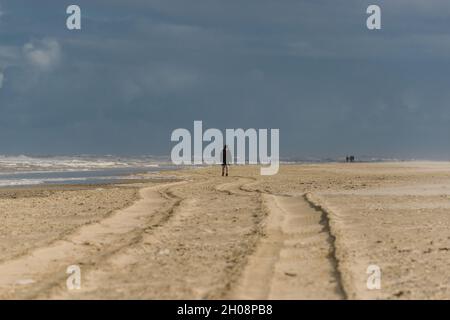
[1,162,450,299]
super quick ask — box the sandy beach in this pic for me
[1,162,450,299]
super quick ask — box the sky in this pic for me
[0,0,450,159]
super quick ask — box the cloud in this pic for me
[23,39,61,70]
[0,45,20,69]
[115,65,200,103]
[1,0,450,157]
[143,66,199,93]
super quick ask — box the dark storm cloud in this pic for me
[0,0,450,158]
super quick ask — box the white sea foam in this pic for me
[0,175,136,187]
[0,155,165,172]
[0,155,170,187]
[0,179,45,187]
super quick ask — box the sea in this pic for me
[0,155,177,187]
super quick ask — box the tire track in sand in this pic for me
[47,177,264,299]
[0,182,184,299]
[0,173,347,299]
[228,192,346,299]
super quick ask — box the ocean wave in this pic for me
[0,179,45,187]
[0,155,164,172]
[0,176,131,187]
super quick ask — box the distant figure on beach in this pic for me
[346,156,349,163]
[221,145,229,176]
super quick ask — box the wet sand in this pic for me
[1,162,450,299]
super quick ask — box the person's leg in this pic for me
[222,165,225,176]
[225,165,228,176]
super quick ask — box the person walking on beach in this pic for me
[221,145,229,176]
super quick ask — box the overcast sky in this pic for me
[0,0,450,159]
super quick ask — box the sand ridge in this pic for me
[0,182,182,299]
[229,193,345,299]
